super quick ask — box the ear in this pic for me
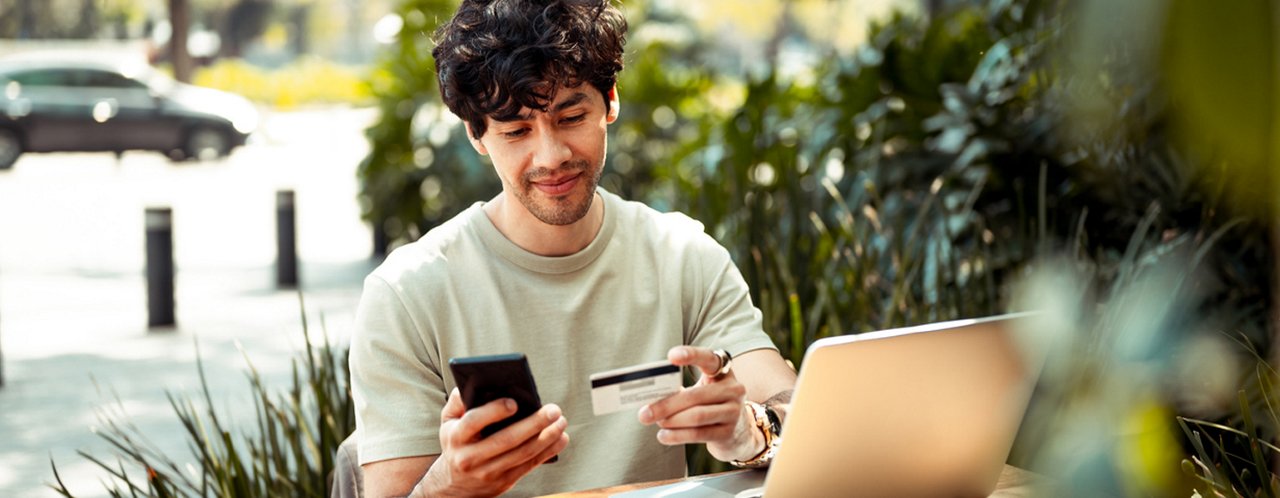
[463,122,489,155]
[605,85,620,124]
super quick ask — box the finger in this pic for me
[667,346,729,379]
[476,415,567,476]
[639,380,744,424]
[655,403,740,430]
[441,388,466,422]
[655,423,736,446]
[470,404,562,462]
[454,397,519,443]
[500,431,570,483]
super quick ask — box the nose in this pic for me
[531,128,572,170]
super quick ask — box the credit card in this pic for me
[589,360,682,416]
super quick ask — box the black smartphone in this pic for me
[448,353,557,462]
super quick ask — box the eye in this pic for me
[561,114,586,125]
[501,127,530,139]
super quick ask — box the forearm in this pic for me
[405,456,456,498]
[363,455,439,498]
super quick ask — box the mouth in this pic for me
[531,173,582,196]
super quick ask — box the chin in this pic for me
[525,183,596,226]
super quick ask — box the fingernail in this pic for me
[504,399,516,411]
[546,404,562,421]
[637,406,652,424]
[656,429,670,443]
[672,348,689,361]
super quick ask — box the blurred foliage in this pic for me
[356,0,492,246]
[50,299,355,497]
[48,0,1279,489]
[1159,0,1276,217]
[0,0,112,39]
[192,56,373,109]
[32,0,1274,493]
[348,0,1278,493]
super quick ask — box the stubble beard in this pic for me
[513,158,602,226]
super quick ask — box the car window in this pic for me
[5,69,73,87]
[81,70,146,89]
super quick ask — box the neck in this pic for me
[484,191,605,257]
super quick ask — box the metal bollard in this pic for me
[146,207,176,329]
[276,190,298,289]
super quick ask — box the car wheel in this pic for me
[185,126,228,161]
[0,128,22,170]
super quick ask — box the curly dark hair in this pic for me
[431,0,628,140]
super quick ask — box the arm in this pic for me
[362,389,570,498]
[364,455,438,498]
[639,232,795,462]
[734,348,797,417]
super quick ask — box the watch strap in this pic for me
[730,401,780,468]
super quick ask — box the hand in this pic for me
[636,346,763,463]
[416,388,570,497]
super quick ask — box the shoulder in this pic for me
[606,192,724,257]
[369,204,485,289]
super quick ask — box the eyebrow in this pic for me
[495,92,590,123]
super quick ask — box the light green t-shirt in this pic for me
[350,189,776,496]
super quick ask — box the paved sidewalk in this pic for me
[0,263,372,497]
[0,107,381,497]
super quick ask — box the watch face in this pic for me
[764,405,783,436]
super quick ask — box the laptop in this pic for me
[615,312,1044,498]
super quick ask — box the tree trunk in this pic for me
[290,5,310,56]
[169,0,193,83]
[74,0,99,39]
[18,0,35,38]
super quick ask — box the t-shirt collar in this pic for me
[473,187,617,274]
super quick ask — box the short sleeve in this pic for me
[685,236,778,358]
[349,274,447,465]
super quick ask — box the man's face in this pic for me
[469,84,619,226]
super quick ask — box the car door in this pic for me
[6,68,100,152]
[80,69,180,151]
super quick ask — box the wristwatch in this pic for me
[730,401,782,468]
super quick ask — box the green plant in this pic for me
[351,0,1277,490]
[49,296,354,497]
[1181,372,1280,497]
[358,0,494,248]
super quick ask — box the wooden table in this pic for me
[542,465,1044,497]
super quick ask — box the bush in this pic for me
[193,57,374,110]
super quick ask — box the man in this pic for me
[350,1,796,496]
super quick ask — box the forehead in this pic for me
[488,84,603,123]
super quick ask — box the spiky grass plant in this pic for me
[1180,346,1280,498]
[49,295,354,497]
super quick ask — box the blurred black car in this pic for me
[0,54,258,169]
